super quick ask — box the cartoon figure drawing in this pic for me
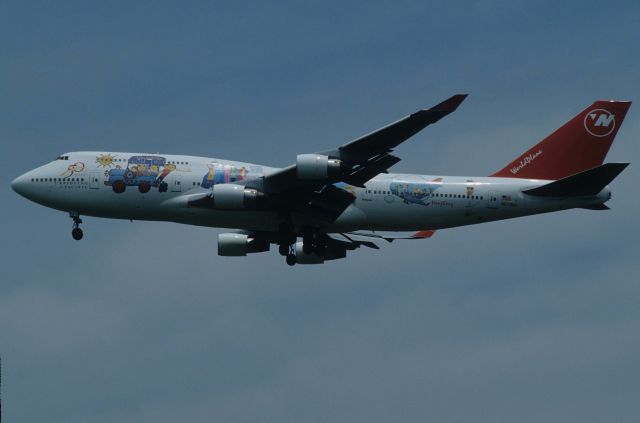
[201,164,248,188]
[390,177,443,205]
[108,156,172,193]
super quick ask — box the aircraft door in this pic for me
[486,190,499,209]
[361,186,372,201]
[89,171,101,189]
[171,175,182,192]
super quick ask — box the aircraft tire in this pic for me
[71,227,83,241]
[278,244,289,256]
[286,254,297,266]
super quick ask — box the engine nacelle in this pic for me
[294,242,325,264]
[296,154,342,180]
[212,184,263,209]
[218,233,270,256]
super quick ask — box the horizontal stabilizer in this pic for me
[523,163,629,197]
[581,203,610,210]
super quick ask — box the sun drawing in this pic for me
[96,154,115,168]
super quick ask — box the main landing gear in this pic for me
[302,228,326,256]
[277,222,297,266]
[276,224,325,266]
[278,243,297,266]
[70,211,83,240]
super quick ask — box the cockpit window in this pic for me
[56,156,69,160]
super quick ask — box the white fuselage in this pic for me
[12,151,611,233]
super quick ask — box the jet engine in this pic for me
[218,233,270,256]
[296,154,342,180]
[212,184,264,209]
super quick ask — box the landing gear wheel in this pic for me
[278,244,289,256]
[69,211,84,241]
[286,253,297,266]
[71,227,83,240]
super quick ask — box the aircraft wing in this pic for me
[250,94,467,195]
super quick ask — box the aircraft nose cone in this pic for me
[11,173,29,197]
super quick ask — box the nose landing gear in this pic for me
[70,211,83,240]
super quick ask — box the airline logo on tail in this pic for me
[584,109,615,137]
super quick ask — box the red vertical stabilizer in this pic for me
[491,100,631,180]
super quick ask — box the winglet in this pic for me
[430,94,468,112]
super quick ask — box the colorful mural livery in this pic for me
[60,162,85,177]
[95,153,116,168]
[201,164,248,188]
[390,178,443,206]
[333,182,358,198]
[107,156,175,193]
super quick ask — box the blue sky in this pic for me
[1,1,639,422]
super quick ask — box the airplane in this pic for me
[11,95,631,265]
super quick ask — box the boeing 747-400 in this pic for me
[12,95,630,265]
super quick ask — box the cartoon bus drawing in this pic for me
[108,156,174,193]
[201,164,248,188]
